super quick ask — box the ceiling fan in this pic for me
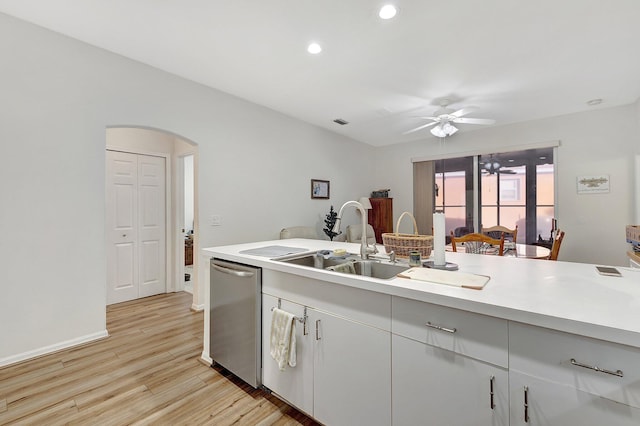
[404,102,495,137]
[481,155,516,175]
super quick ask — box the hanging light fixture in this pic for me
[430,121,458,137]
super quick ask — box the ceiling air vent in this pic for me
[333,118,349,125]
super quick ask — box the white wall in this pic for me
[0,14,374,364]
[373,104,639,266]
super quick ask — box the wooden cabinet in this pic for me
[262,271,391,426]
[368,197,393,244]
[391,296,509,426]
[509,322,640,425]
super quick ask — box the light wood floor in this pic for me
[0,292,319,425]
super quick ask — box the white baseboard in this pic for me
[0,330,109,368]
[200,351,212,365]
[191,303,204,311]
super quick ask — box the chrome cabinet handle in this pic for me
[489,375,495,410]
[425,321,457,334]
[524,386,529,423]
[302,307,308,336]
[212,264,255,278]
[315,319,321,340]
[570,358,623,377]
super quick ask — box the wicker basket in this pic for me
[382,212,433,258]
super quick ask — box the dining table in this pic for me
[446,242,550,259]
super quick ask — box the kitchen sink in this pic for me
[274,252,409,280]
[352,260,409,279]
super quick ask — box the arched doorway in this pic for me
[105,127,200,309]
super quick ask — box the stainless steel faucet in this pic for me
[332,200,377,260]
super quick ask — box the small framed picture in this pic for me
[577,174,610,194]
[311,179,330,199]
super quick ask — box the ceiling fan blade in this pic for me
[450,107,477,118]
[410,116,440,120]
[453,117,496,125]
[498,169,517,174]
[402,121,439,135]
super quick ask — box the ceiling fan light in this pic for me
[430,122,458,138]
[442,122,458,135]
[430,125,446,138]
[493,162,500,169]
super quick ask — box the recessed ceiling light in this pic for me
[586,98,603,106]
[379,4,397,19]
[307,42,322,54]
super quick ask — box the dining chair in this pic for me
[279,226,319,239]
[450,232,505,256]
[482,225,518,243]
[547,230,565,261]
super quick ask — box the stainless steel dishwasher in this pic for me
[210,258,262,388]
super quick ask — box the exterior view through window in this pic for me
[433,148,554,244]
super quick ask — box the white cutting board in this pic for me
[397,267,490,290]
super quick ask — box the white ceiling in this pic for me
[1,0,639,146]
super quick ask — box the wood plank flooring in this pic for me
[0,292,319,425]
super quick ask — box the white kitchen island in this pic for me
[203,239,640,426]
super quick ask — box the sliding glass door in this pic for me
[423,147,555,244]
[434,156,474,238]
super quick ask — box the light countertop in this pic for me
[203,239,640,348]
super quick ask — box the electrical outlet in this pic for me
[211,215,222,226]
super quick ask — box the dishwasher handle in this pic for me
[212,263,255,278]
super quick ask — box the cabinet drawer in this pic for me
[392,296,508,367]
[509,322,640,409]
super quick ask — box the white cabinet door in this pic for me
[312,309,391,426]
[393,334,508,426]
[261,295,314,416]
[509,371,640,426]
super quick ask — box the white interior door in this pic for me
[107,150,166,304]
[138,155,166,298]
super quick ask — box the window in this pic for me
[479,149,554,243]
[416,147,555,244]
[500,179,520,201]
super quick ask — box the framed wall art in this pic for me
[311,179,330,199]
[577,174,610,194]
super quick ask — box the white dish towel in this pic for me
[270,307,297,371]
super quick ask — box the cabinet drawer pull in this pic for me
[425,321,456,334]
[315,319,321,340]
[489,375,495,409]
[524,386,529,423]
[570,358,623,377]
[302,307,308,336]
